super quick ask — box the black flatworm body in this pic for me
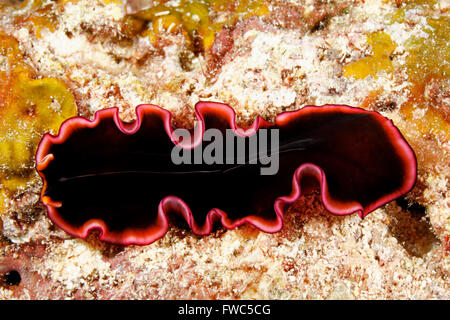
[36,102,416,245]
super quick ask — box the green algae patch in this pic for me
[343,32,397,79]
[130,0,270,51]
[0,32,77,212]
[404,16,449,82]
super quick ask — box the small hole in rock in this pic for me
[396,197,426,216]
[3,270,21,286]
[387,199,438,257]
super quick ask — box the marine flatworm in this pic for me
[36,102,416,245]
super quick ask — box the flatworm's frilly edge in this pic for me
[36,102,417,245]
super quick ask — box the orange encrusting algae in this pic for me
[0,32,77,213]
[399,15,449,139]
[6,0,270,53]
[5,0,124,39]
[3,0,59,38]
